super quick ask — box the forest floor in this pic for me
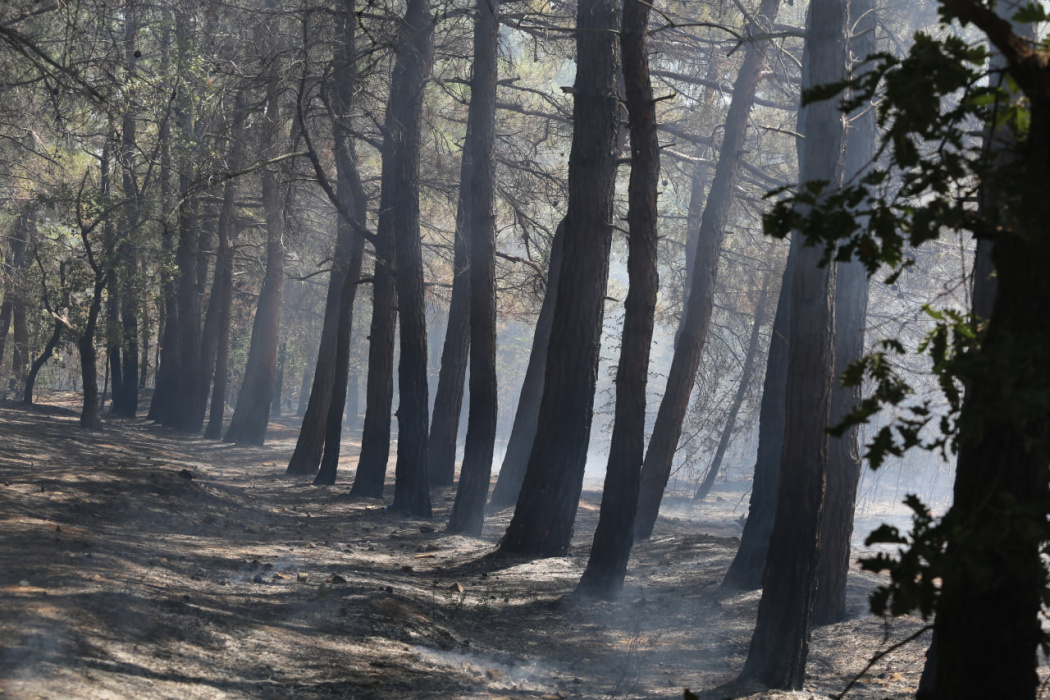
[0,395,950,699]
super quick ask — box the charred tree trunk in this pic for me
[722,242,795,590]
[147,11,176,424]
[446,0,500,535]
[739,0,847,687]
[106,288,123,413]
[488,219,565,508]
[575,0,660,597]
[426,141,472,487]
[25,321,63,405]
[204,93,247,439]
[0,209,31,391]
[79,274,107,430]
[224,66,286,446]
[387,0,436,517]
[496,0,620,556]
[634,0,783,541]
[812,0,875,625]
[313,0,372,486]
[159,6,204,432]
[693,277,772,503]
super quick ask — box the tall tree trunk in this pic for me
[387,0,436,517]
[693,276,772,502]
[204,93,247,439]
[313,0,370,486]
[446,0,500,535]
[224,63,286,446]
[722,242,795,590]
[812,0,876,625]
[147,8,176,423]
[160,5,203,432]
[574,0,660,597]
[634,0,784,541]
[1,209,31,393]
[488,219,565,508]
[496,0,621,556]
[426,138,472,487]
[739,0,847,687]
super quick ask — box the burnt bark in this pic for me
[203,93,247,440]
[446,0,500,535]
[426,139,472,488]
[812,0,875,624]
[313,0,370,485]
[0,209,31,390]
[633,0,783,541]
[739,0,847,687]
[387,0,436,517]
[575,0,660,597]
[224,66,286,446]
[722,243,795,590]
[496,0,621,556]
[488,219,565,509]
[271,343,285,417]
[693,277,772,503]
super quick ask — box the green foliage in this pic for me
[762,4,1048,629]
[861,494,945,619]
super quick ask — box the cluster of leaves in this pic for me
[762,3,1047,623]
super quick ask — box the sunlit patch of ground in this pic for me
[0,395,965,698]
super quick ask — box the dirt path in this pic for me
[0,398,930,699]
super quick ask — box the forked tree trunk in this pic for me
[575,0,660,597]
[739,0,847,688]
[24,321,62,405]
[488,219,565,508]
[693,277,771,503]
[634,0,784,541]
[387,0,436,517]
[446,0,500,535]
[79,273,108,430]
[426,141,472,487]
[497,0,620,556]
[313,0,374,486]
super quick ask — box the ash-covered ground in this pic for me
[0,395,939,698]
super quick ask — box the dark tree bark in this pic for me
[634,0,784,541]
[426,139,472,487]
[446,0,500,535]
[349,224,396,495]
[0,209,31,388]
[224,66,286,446]
[9,277,27,397]
[158,5,204,433]
[488,219,565,508]
[313,0,373,486]
[25,321,63,405]
[147,11,176,424]
[105,288,123,413]
[812,0,875,625]
[917,6,1050,698]
[110,0,140,419]
[204,93,247,439]
[722,242,795,590]
[574,0,660,597]
[386,0,436,517]
[78,274,107,431]
[271,343,285,417]
[496,0,620,556]
[739,0,847,688]
[693,277,772,503]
